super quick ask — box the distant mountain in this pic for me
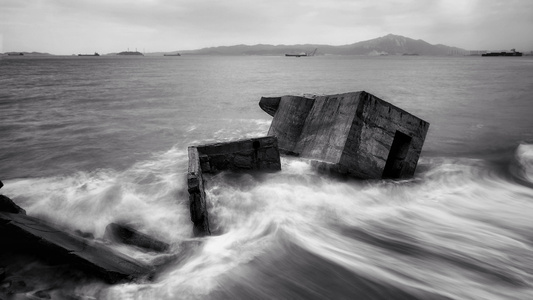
[1,51,52,56]
[177,34,466,56]
[330,34,466,55]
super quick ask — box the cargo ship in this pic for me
[285,48,317,57]
[78,52,100,56]
[482,49,522,57]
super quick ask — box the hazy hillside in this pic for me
[177,34,466,56]
[1,52,52,56]
[330,34,465,55]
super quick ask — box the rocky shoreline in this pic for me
[0,180,174,299]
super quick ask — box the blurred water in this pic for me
[1,55,533,299]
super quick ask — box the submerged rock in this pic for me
[260,91,430,179]
[104,223,170,253]
[0,212,154,283]
[32,290,52,299]
[0,195,26,215]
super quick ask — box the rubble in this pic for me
[104,223,170,253]
[187,136,281,236]
[0,212,154,283]
[0,195,26,215]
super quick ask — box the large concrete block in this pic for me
[259,91,429,179]
[187,136,281,236]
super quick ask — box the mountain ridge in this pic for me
[170,34,466,56]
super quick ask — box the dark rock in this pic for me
[0,181,3,190]
[0,267,4,282]
[2,278,31,295]
[0,212,154,283]
[104,223,170,252]
[74,229,94,239]
[33,290,52,299]
[0,195,26,215]
[260,91,429,179]
[187,136,281,236]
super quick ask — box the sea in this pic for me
[1,54,533,299]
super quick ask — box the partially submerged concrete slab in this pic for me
[104,223,170,253]
[0,212,154,283]
[260,91,429,179]
[187,136,281,236]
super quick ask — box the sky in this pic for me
[1,0,532,55]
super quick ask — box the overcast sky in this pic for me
[1,0,532,54]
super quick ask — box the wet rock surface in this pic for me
[104,222,170,253]
[0,212,154,284]
[0,195,26,215]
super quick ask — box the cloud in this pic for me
[1,0,532,54]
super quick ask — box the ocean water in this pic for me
[1,55,533,299]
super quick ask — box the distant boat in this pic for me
[117,51,144,56]
[402,53,419,56]
[163,53,181,56]
[7,53,24,56]
[482,49,522,57]
[285,48,317,57]
[78,52,100,56]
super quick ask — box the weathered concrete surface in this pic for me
[259,91,429,179]
[195,136,282,173]
[187,136,281,236]
[104,223,170,253]
[258,97,281,117]
[188,146,210,237]
[0,212,154,283]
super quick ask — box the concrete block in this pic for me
[187,136,281,236]
[259,91,429,179]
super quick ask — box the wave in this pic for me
[3,144,533,299]
[510,143,533,187]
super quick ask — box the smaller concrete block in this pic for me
[187,146,210,236]
[186,136,281,236]
[187,173,200,193]
[233,153,253,169]
[208,155,230,172]
[195,136,281,172]
[265,147,281,161]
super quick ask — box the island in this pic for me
[117,51,144,56]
